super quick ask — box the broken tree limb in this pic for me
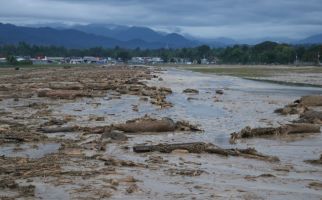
[230,123,321,143]
[39,126,78,133]
[0,136,25,143]
[133,142,207,153]
[113,116,202,133]
[114,117,176,133]
[275,95,322,115]
[305,154,322,165]
[296,96,322,107]
[133,142,279,162]
[282,123,321,134]
[296,110,322,124]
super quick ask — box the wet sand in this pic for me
[0,66,322,199]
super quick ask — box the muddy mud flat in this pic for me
[0,66,322,199]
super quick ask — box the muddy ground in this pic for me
[0,65,322,200]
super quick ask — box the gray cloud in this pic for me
[0,0,322,39]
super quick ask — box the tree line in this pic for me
[0,41,321,65]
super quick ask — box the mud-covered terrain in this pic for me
[0,66,322,199]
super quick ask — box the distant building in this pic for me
[31,58,48,65]
[170,58,191,64]
[150,57,164,64]
[130,57,164,64]
[70,58,84,64]
[16,56,28,62]
[83,56,99,64]
[46,57,65,64]
[0,57,6,63]
[201,58,209,65]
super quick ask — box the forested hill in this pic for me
[0,41,321,65]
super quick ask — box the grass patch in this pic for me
[179,65,322,78]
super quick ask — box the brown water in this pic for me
[46,68,322,199]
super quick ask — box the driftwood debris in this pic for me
[275,95,322,115]
[39,126,78,133]
[113,116,202,133]
[297,110,322,124]
[38,89,93,100]
[0,136,26,143]
[101,130,128,141]
[296,96,322,107]
[133,142,279,162]
[305,154,322,165]
[274,103,308,115]
[183,88,199,94]
[230,123,321,143]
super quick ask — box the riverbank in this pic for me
[172,64,322,87]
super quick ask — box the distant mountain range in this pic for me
[298,34,322,44]
[0,23,197,49]
[0,23,322,49]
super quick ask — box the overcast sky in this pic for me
[0,0,322,39]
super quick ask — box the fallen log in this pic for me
[38,90,92,100]
[114,117,175,133]
[134,142,207,153]
[231,123,321,143]
[296,96,322,107]
[275,95,322,115]
[183,88,199,94]
[113,116,202,133]
[0,136,25,143]
[274,103,308,115]
[296,110,322,124]
[282,123,321,134]
[101,130,128,141]
[48,82,84,90]
[305,154,322,165]
[133,142,279,162]
[39,126,78,133]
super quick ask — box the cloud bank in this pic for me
[1,0,322,39]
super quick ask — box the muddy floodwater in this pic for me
[0,66,322,199]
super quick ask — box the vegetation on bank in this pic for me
[186,66,322,77]
[0,41,321,65]
[3,55,33,66]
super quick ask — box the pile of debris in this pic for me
[0,65,174,109]
[233,95,322,143]
[305,154,322,165]
[275,95,322,115]
[0,125,47,144]
[230,123,320,143]
[296,110,322,124]
[133,142,279,162]
[113,116,202,133]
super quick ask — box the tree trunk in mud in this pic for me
[0,136,25,143]
[281,123,321,134]
[305,154,322,165]
[298,110,322,124]
[113,116,201,133]
[39,126,78,133]
[133,142,207,153]
[231,123,321,143]
[297,96,322,107]
[133,142,279,162]
[114,118,176,133]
